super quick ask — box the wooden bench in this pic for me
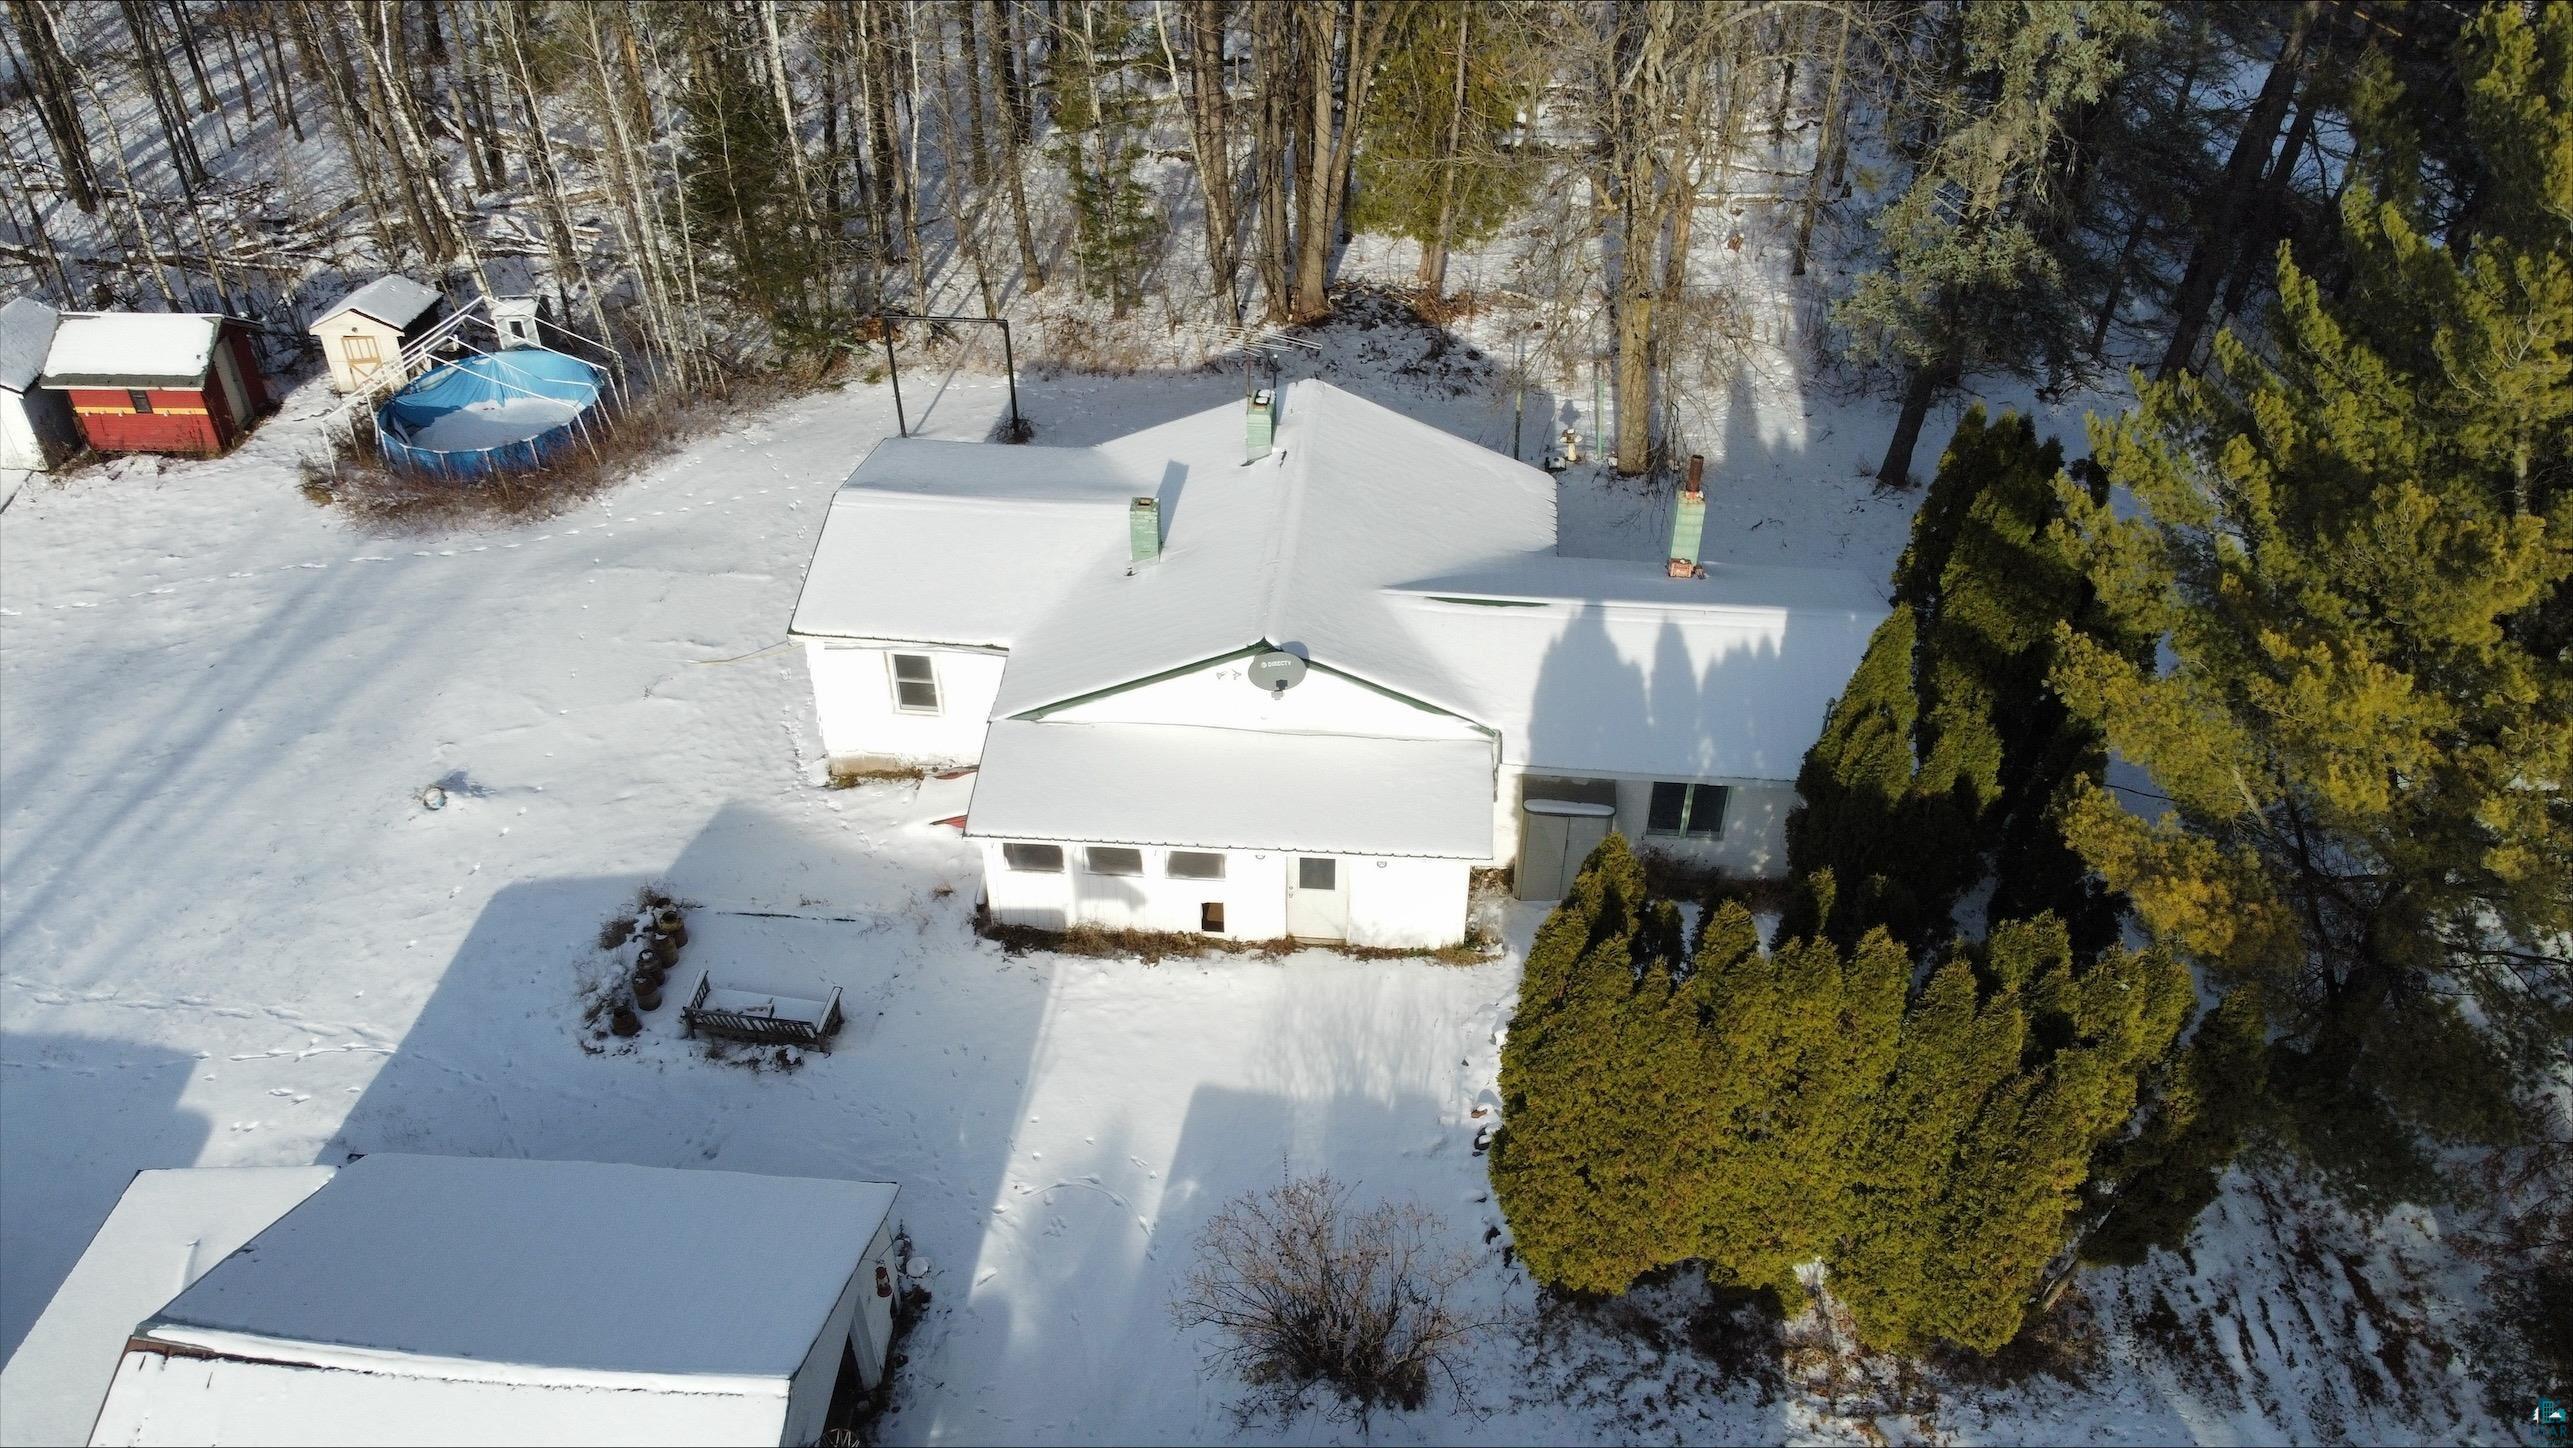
[678,972,846,1053]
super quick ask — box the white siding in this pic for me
[777,1217,895,1446]
[1496,768,1797,879]
[983,840,1291,939]
[310,313,410,395]
[1346,857,1471,948]
[982,842,1471,946]
[1,387,77,470]
[1041,655,1486,741]
[805,641,1004,767]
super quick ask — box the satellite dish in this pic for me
[1247,651,1308,695]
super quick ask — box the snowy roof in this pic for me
[39,314,225,389]
[0,1167,334,1448]
[789,380,1885,783]
[984,383,1559,718]
[311,275,442,331]
[87,1347,791,1447]
[966,719,1495,857]
[1386,557,1888,781]
[123,1154,896,1382]
[790,437,1137,646]
[0,295,61,394]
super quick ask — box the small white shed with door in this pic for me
[1,296,79,470]
[83,1153,904,1447]
[308,275,444,394]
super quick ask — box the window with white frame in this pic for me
[1646,782,1729,838]
[1001,843,1064,873]
[1165,850,1226,880]
[888,652,940,713]
[1084,846,1145,876]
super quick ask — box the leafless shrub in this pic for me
[1175,1175,1485,1427]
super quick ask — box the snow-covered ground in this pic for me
[0,332,2508,1444]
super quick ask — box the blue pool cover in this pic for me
[375,348,605,478]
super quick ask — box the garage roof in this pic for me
[965,719,1495,858]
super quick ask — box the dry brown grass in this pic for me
[301,378,801,535]
[976,915,1500,967]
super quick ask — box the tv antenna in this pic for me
[1217,326,1321,398]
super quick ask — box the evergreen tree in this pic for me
[2052,1,2573,1201]
[674,8,837,359]
[1783,606,1925,947]
[1490,834,1699,1295]
[1048,1,1160,317]
[1350,1,1536,296]
[1843,1,2159,486]
[1790,408,2129,956]
[1689,900,1906,1295]
[2081,989,2268,1266]
[1837,917,2190,1353]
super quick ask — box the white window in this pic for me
[1002,843,1063,873]
[1165,850,1226,880]
[1084,847,1145,876]
[889,653,941,713]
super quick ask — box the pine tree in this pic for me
[1783,607,1924,947]
[1837,917,2190,1353]
[1048,1,1159,317]
[1490,833,1699,1295]
[1350,1,1535,297]
[1789,408,2128,955]
[676,9,838,359]
[1843,1,2158,486]
[2053,1,2573,1201]
[1689,902,1906,1295]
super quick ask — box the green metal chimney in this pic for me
[1666,454,1706,578]
[1246,387,1275,462]
[1130,496,1161,564]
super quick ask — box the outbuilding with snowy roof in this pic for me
[308,275,446,394]
[39,312,268,457]
[787,380,1889,946]
[75,1154,904,1447]
[0,296,79,470]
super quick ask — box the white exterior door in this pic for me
[1285,856,1348,941]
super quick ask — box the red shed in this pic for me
[38,312,269,456]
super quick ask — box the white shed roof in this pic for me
[39,314,225,390]
[311,275,442,331]
[966,719,1495,857]
[0,295,61,394]
[126,1154,895,1382]
[0,1167,334,1448]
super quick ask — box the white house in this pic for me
[789,381,1887,947]
[1,296,79,470]
[64,1154,902,1447]
[307,275,444,394]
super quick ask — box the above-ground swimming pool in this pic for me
[375,348,606,478]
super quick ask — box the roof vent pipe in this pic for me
[1246,388,1275,463]
[1666,455,1706,579]
[1129,496,1161,564]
